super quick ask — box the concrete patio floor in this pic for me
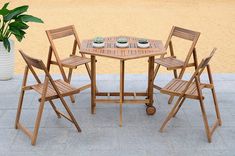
[0,74,235,156]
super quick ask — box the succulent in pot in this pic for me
[117,37,128,44]
[138,38,149,44]
[92,36,105,48]
[137,38,150,48]
[93,36,104,44]
[116,37,128,48]
[0,2,43,80]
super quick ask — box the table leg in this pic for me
[91,55,96,114]
[120,60,125,127]
[146,56,156,115]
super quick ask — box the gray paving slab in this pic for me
[0,74,235,156]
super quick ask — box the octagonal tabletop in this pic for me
[80,36,166,60]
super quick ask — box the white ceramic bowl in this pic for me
[137,42,150,48]
[116,42,129,48]
[92,42,105,48]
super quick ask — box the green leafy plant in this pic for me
[93,36,104,44]
[117,37,128,44]
[0,2,43,52]
[138,38,148,44]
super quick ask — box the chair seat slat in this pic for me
[61,55,91,68]
[32,79,78,100]
[160,79,205,99]
[155,57,185,70]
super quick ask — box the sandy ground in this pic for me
[1,0,235,74]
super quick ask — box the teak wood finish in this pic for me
[80,36,165,60]
[159,48,222,143]
[46,25,92,103]
[80,36,166,126]
[153,26,200,104]
[15,50,82,145]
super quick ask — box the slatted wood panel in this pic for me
[154,57,185,70]
[80,36,166,60]
[32,79,79,100]
[20,50,44,70]
[46,25,74,40]
[172,26,200,41]
[160,79,205,99]
[61,55,91,68]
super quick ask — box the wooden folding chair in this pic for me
[159,48,222,142]
[46,25,92,103]
[15,50,82,145]
[153,26,200,104]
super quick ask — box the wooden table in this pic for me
[80,36,166,126]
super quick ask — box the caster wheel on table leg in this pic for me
[146,106,156,115]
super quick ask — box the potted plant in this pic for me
[0,2,43,80]
[116,37,128,48]
[137,38,150,48]
[92,36,105,48]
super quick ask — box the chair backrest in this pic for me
[194,48,216,77]
[19,50,46,71]
[46,25,75,40]
[171,26,200,42]
[181,48,216,95]
[19,50,46,83]
[198,49,215,70]
[19,50,55,84]
[46,25,81,57]
[165,26,200,63]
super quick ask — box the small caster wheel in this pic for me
[146,106,156,115]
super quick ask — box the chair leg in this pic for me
[151,64,161,91]
[153,64,161,81]
[31,77,49,145]
[68,68,75,103]
[193,48,200,82]
[15,89,25,129]
[15,66,28,129]
[31,100,46,145]
[173,97,186,117]
[49,100,61,118]
[198,98,212,143]
[160,97,183,132]
[168,69,178,104]
[168,95,174,104]
[68,68,73,83]
[173,69,178,78]
[211,88,222,126]
[59,97,81,132]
